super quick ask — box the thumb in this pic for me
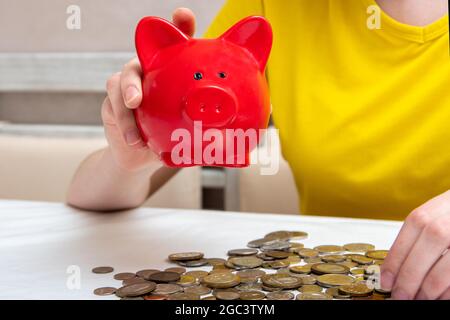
[172,7,196,37]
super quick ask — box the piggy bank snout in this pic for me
[184,86,237,127]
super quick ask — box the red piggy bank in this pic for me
[134,16,272,167]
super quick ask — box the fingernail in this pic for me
[125,129,141,146]
[125,86,140,106]
[392,288,410,300]
[381,271,394,290]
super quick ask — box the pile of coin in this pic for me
[92,230,390,300]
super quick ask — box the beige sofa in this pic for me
[0,127,201,209]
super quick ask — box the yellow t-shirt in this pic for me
[204,0,450,220]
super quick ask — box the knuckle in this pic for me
[425,220,449,242]
[407,208,431,229]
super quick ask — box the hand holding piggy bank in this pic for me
[134,16,273,167]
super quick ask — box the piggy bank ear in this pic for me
[135,17,189,72]
[220,16,273,72]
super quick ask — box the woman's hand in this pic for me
[381,190,450,300]
[101,7,196,172]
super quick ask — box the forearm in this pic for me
[66,147,176,211]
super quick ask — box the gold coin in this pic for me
[338,261,358,269]
[366,250,389,260]
[167,292,200,300]
[351,254,374,265]
[286,255,301,263]
[289,264,312,274]
[350,268,365,275]
[298,284,322,293]
[316,274,355,287]
[261,274,303,289]
[325,287,351,299]
[297,248,320,258]
[265,251,290,259]
[176,275,197,287]
[202,273,241,289]
[338,282,373,297]
[264,230,292,240]
[304,257,322,264]
[236,269,265,283]
[321,255,345,263]
[343,243,375,252]
[311,263,350,275]
[184,270,209,279]
[314,245,345,254]
[296,292,332,300]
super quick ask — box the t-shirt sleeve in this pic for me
[203,0,265,38]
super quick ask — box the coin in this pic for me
[235,282,263,291]
[165,267,186,274]
[202,273,241,289]
[296,274,317,285]
[168,252,204,261]
[184,285,211,296]
[256,253,275,261]
[266,291,295,300]
[113,272,136,281]
[374,288,392,297]
[343,243,375,252]
[289,264,312,274]
[366,250,389,260]
[262,259,291,269]
[286,255,301,263]
[153,283,183,295]
[176,275,197,287]
[289,231,309,240]
[247,238,275,248]
[262,274,303,289]
[184,270,209,279]
[299,284,322,293]
[120,296,144,300]
[202,295,217,300]
[116,282,156,297]
[311,263,350,275]
[143,294,167,300]
[122,277,149,286]
[316,274,355,287]
[92,266,114,274]
[297,248,319,258]
[148,271,180,283]
[215,291,240,300]
[264,230,292,240]
[265,251,290,259]
[93,287,116,296]
[228,248,258,256]
[350,268,365,275]
[304,257,322,264]
[338,261,358,269]
[314,245,344,254]
[206,258,226,266]
[321,255,345,263]
[296,292,332,300]
[325,287,351,299]
[229,256,263,269]
[167,292,200,300]
[239,290,266,300]
[236,269,265,283]
[261,241,291,251]
[136,269,159,279]
[351,255,374,265]
[178,259,209,267]
[338,282,373,297]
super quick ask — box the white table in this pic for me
[0,200,402,299]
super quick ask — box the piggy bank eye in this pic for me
[193,72,203,80]
[218,72,227,79]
